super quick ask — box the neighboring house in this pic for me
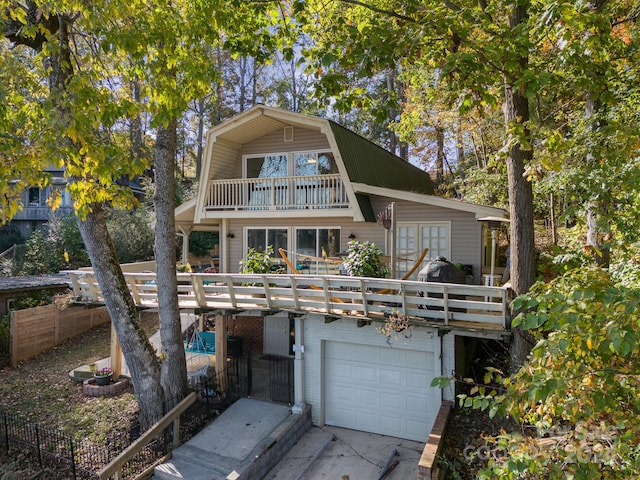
[172,105,508,443]
[0,274,70,318]
[8,167,75,239]
[6,166,145,241]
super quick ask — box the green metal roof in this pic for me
[329,121,434,195]
[355,193,376,222]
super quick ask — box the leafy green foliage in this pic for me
[105,208,154,264]
[188,231,218,258]
[448,267,640,478]
[18,216,89,275]
[239,246,276,274]
[342,240,389,278]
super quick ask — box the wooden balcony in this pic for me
[65,270,512,332]
[204,174,348,211]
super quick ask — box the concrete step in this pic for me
[153,398,311,480]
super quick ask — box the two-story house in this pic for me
[169,105,509,443]
[176,105,506,280]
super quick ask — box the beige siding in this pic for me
[209,137,242,180]
[370,196,483,281]
[242,127,330,156]
[219,194,482,282]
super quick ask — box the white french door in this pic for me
[396,222,450,279]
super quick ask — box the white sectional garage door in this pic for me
[324,341,438,442]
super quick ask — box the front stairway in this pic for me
[153,398,311,480]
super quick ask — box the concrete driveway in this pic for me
[264,425,424,480]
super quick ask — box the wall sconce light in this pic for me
[226,232,235,239]
[348,233,356,240]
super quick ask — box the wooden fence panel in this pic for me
[11,304,110,367]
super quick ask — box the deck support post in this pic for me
[292,316,306,414]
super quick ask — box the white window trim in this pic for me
[396,221,452,275]
[243,150,336,179]
[243,225,291,256]
[243,152,290,178]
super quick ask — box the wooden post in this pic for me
[214,313,227,372]
[111,322,123,378]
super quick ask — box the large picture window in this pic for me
[295,227,340,274]
[245,154,288,178]
[246,228,288,255]
[294,152,337,176]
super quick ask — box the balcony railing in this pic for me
[204,174,348,211]
[65,270,511,331]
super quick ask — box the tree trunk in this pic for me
[585,94,611,267]
[504,1,536,372]
[76,206,164,429]
[436,126,445,184]
[5,7,167,428]
[154,121,188,407]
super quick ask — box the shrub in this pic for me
[342,240,388,278]
[240,246,277,274]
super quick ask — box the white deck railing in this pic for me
[204,174,348,211]
[65,271,511,330]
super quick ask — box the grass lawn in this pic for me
[0,312,159,477]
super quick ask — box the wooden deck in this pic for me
[65,270,512,332]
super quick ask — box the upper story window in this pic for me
[245,154,288,179]
[244,151,338,179]
[28,187,40,206]
[294,152,337,176]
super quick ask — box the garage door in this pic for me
[324,341,438,442]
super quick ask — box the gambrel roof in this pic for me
[178,105,504,229]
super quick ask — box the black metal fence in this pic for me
[0,353,253,479]
[269,355,294,405]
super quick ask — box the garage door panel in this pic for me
[406,394,430,414]
[355,365,379,384]
[380,416,404,437]
[329,384,356,403]
[380,368,403,386]
[406,370,431,388]
[406,420,429,439]
[380,391,403,409]
[356,410,380,430]
[324,341,437,442]
[355,387,380,404]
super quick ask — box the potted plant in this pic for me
[239,246,276,274]
[94,367,113,386]
[342,240,389,278]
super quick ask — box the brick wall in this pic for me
[229,315,264,355]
